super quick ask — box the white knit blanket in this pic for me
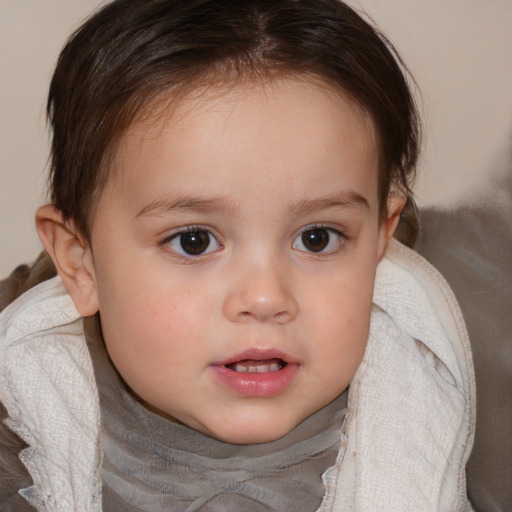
[0,239,475,511]
[320,240,476,511]
[0,278,102,511]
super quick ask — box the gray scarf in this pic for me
[85,316,347,512]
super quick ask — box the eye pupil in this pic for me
[302,228,329,252]
[180,231,210,254]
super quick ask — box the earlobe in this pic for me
[35,205,99,316]
[377,194,406,259]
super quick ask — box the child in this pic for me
[0,0,475,510]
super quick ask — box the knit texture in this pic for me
[0,240,475,511]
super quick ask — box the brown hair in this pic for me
[47,0,420,238]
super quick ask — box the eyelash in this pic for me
[159,226,222,259]
[159,224,347,259]
[292,224,347,255]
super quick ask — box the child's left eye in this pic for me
[292,226,345,254]
[166,229,222,257]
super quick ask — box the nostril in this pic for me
[237,309,292,323]
[223,287,298,324]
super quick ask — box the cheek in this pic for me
[104,287,205,347]
[314,291,372,353]
[304,264,375,369]
[98,283,214,406]
[95,266,210,371]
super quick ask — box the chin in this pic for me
[211,428,290,445]
[200,413,303,445]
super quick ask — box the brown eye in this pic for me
[180,231,209,254]
[301,228,329,252]
[293,226,345,254]
[168,229,221,256]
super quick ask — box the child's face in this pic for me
[86,78,399,444]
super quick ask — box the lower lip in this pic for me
[210,363,299,397]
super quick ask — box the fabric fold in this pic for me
[0,277,102,512]
[319,239,475,512]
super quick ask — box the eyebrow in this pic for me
[287,191,370,216]
[135,195,240,218]
[135,190,370,219]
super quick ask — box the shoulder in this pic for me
[0,401,36,511]
[0,252,57,314]
[417,197,512,512]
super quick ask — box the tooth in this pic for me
[230,360,286,373]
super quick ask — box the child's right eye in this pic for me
[166,229,222,257]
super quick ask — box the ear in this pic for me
[377,194,406,259]
[35,205,99,316]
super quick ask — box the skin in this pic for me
[37,77,403,444]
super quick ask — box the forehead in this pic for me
[104,77,379,214]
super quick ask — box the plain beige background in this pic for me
[1,0,511,278]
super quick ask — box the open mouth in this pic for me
[224,358,287,373]
[212,352,298,396]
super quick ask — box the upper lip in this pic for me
[213,348,299,367]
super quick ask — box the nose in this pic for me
[222,258,299,324]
